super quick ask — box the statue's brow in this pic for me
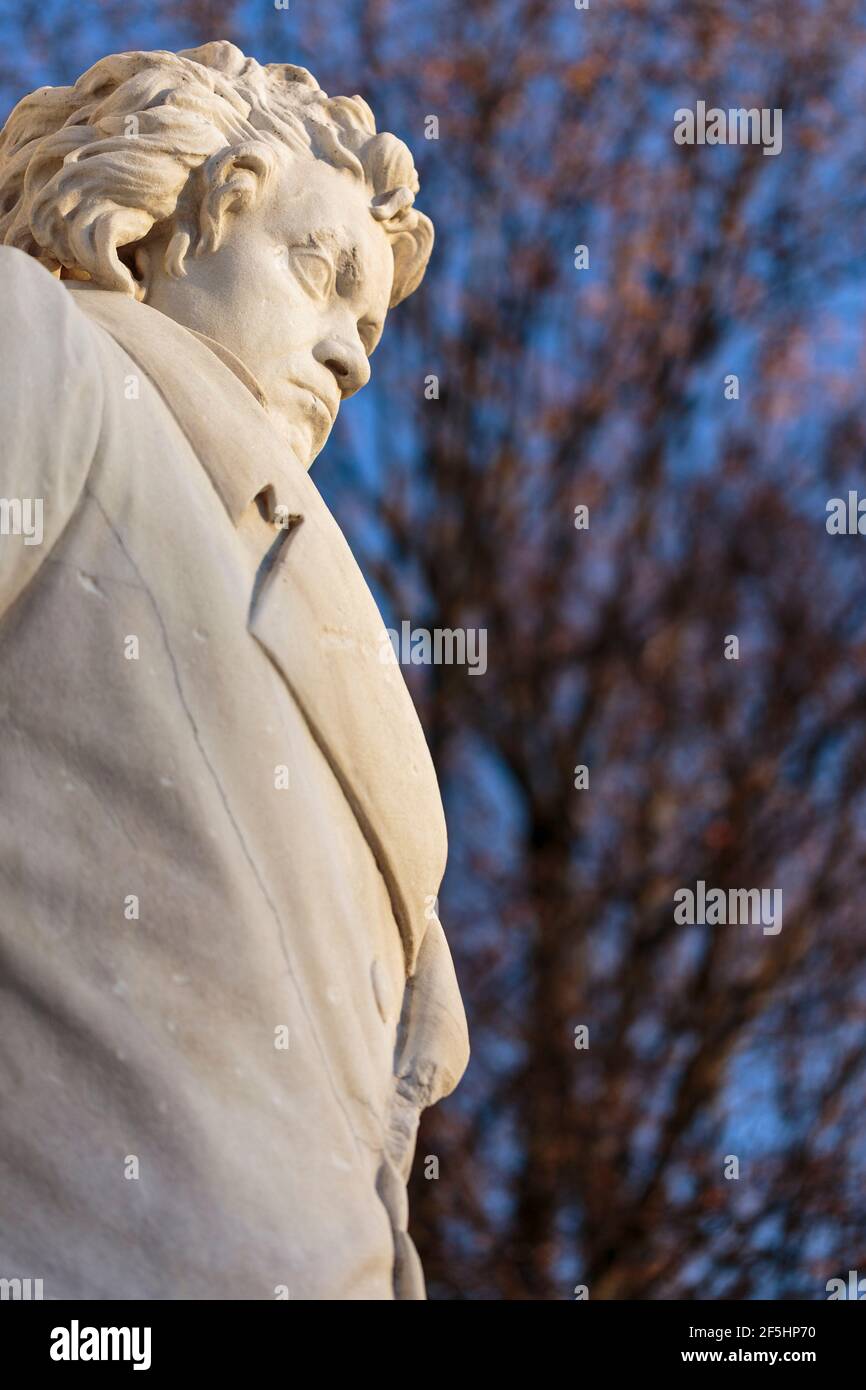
[300,229,364,292]
[302,228,341,253]
[336,257,362,292]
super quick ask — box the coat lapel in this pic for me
[72,285,446,975]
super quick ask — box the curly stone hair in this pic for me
[0,40,433,307]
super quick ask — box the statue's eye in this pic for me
[287,248,335,301]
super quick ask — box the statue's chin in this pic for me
[274,416,317,473]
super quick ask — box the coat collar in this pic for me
[187,326,270,414]
[69,284,276,527]
[69,284,446,976]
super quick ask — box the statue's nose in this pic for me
[313,336,370,399]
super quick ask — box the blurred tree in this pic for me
[4,0,866,1299]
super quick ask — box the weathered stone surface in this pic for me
[0,41,468,1300]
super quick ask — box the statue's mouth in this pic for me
[281,379,339,465]
[287,378,338,428]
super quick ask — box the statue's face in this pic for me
[139,153,395,470]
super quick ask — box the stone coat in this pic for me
[0,247,468,1300]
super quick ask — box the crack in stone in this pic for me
[85,485,376,1157]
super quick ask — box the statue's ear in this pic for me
[132,244,151,294]
[370,186,415,221]
[196,143,277,257]
[388,209,434,308]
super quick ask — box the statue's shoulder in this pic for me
[0,249,105,606]
[1,245,65,300]
[0,248,98,358]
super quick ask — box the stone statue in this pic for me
[0,41,468,1300]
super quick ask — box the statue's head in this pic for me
[0,41,433,469]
